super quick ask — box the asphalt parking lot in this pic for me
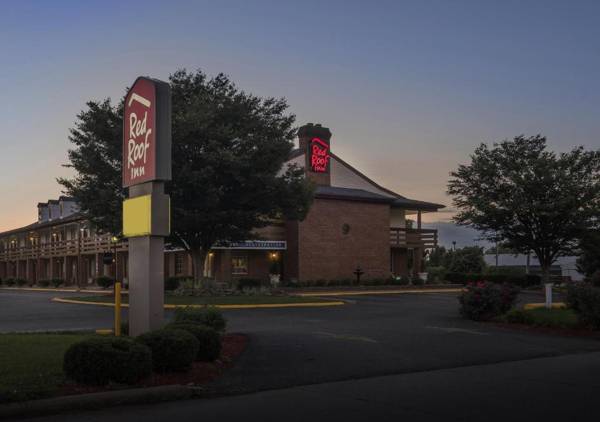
[3,289,600,421]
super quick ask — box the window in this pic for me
[175,254,185,275]
[231,255,248,275]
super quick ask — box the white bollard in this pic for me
[544,283,553,309]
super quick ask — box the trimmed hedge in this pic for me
[164,276,185,291]
[173,306,227,332]
[459,282,519,321]
[15,278,27,287]
[446,272,541,287]
[37,279,64,288]
[63,337,152,385]
[4,278,15,287]
[51,278,64,288]
[95,276,115,289]
[165,323,221,361]
[37,279,50,287]
[136,329,199,372]
[237,278,263,290]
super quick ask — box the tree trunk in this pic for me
[541,263,551,284]
[190,248,208,291]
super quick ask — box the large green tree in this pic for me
[59,69,314,285]
[448,135,600,282]
[577,230,600,278]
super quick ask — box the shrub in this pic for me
[96,276,115,289]
[51,278,64,288]
[459,282,519,321]
[426,266,446,283]
[164,276,182,291]
[391,276,410,286]
[165,323,221,361]
[15,278,27,287]
[37,279,50,287]
[237,278,262,290]
[4,278,15,287]
[566,283,600,329]
[173,306,227,332]
[0,277,2,286]
[411,275,424,286]
[503,308,535,325]
[136,329,199,372]
[63,337,152,385]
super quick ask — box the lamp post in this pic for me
[111,236,119,283]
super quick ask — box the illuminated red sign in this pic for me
[309,137,330,173]
[123,78,157,187]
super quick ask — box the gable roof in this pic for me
[287,149,444,211]
[315,186,395,204]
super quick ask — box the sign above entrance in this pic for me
[123,77,172,188]
[212,240,287,250]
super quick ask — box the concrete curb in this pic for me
[296,288,463,297]
[523,302,567,310]
[0,287,121,294]
[0,385,196,420]
[51,297,346,309]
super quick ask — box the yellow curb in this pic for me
[52,297,345,310]
[523,302,567,310]
[0,287,125,294]
[296,288,462,297]
[95,329,114,335]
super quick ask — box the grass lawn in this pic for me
[0,332,90,403]
[502,308,582,329]
[68,294,333,305]
[526,308,581,329]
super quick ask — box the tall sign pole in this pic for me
[122,77,171,336]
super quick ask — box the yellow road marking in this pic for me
[0,287,120,294]
[51,297,345,310]
[296,288,462,297]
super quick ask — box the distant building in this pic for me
[483,254,584,281]
[0,123,444,285]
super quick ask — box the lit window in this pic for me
[231,256,248,275]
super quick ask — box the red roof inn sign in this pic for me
[123,77,171,187]
[122,76,171,337]
[309,137,330,173]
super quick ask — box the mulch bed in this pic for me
[491,322,600,339]
[61,333,248,396]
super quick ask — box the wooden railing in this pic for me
[390,228,437,248]
[0,236,128,261]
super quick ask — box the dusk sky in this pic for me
[1,0,599,233]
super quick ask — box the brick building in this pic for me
[0,124,443,286]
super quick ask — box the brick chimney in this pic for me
[297,123,332,186]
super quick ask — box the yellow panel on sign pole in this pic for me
[123,195,152,237]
